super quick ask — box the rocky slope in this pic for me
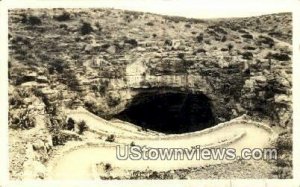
[9,9,292,126]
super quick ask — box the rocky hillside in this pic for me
[8,8,293,180]
[8,8,292,127]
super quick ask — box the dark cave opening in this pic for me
[115,92,216,134]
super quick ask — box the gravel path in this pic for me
[50,112,275,180]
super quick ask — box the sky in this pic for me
[5,0,294,18]
[88,0,293,18]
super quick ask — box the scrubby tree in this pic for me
[81,22,93,35]
[66,117,75,130]
[105,134,115,142]
[78,120,88,134]
[196,33,204,43]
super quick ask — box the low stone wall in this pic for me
[68,109,275,142]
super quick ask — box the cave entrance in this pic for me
[115,92,216,134]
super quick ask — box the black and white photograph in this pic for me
[1,0,300,186]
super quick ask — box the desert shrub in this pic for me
[59,24,68,29]
[61,69,80,91]
[99,80,109,96]
[9,109,35,129]
[124,39,138,47]
[94,21,102,32]
[78,120,88,134]
[194,48,206,54]
[177,53,185,59]
[204,39,211,45]
[49,58,80,91]
[54,11,71,21]
[9,95,23,108]
[265,52,290,61]
[213,26,228,34]
[227,43,234,51]
[196,33,204,43]
[257,35,275,48]
[20,14,42,25]
[243,46,256,50]
[65,117,75,130]
[104,163,112,171]
[221,48,229,51]
[241,51,253,60]
[80,21,93,35]
[107,95,121,107]
[146,22,154,26]
[220,35,227,42]
[51,133,65,146]
[164,39,172,46]
[27,15,42,25]
[185,24,191,28]
[130,141,136,146]
[105,134,115,142]
[49,59,66,74]
[241,34,254,39]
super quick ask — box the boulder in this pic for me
[274,94,290,104]
[106,45,117,54]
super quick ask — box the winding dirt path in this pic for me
[49,111,275,180]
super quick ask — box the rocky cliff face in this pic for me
[8,9,292,128]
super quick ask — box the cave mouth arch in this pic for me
[115,91,216,134]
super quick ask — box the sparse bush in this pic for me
[107,97,121,107]
[227,43,234,51]
[257,35,275,48]
[54,11,71,21]
[105,134,115,142]
[213,26,228,34]
[241,34,253,39]
[164,39,172,46]
[94,21,102,31]
[65,117,75,131]
[185,24,191,28]
[51,133,65,146]
[99,80,109,96]
[265,52,290,61]
[49,58,66,74]
[221,48,229,51]
[196,33,204,43]
[177,53,185,59]
[9,109,35,129]
[78,120,88,134]
[146,22,154,26]
[241,51,253,60]
[9,92,24,108]
[130,141,136,146]
[80,21,93,35]
[29,16,41,25]
[243,46,256,50]
[104,163,112,171]
[62,69,80,91]
[59,24,68,29]
[220,35,227,42]
[195,48,206,54]
[204,39,211,45]
[124,39,138,47]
